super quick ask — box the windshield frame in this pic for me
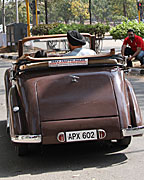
[18,33,95,57]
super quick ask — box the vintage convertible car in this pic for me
[4,33,144,155]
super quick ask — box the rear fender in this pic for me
[4,68,12,112]
[9,85,28,136]
[125,79,142,127]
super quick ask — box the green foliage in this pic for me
[70,0,89,24]
[31,23,110,37]
[110,20,144,39]
[55,0,73,24]
[92,0,112,22]
[92,0,137,23]
[0,1,32,25]
[109,0,137,20]
[0,0,138,27]
[45,0,73,24]
[5,2,16,24]
[31,23,59,35]
[18,1,28,24]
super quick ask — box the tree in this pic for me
[18,1,28,24]
[5,1,16,24]
[91,0,112,22]
[0,0,138,26]
[2,0,6,32]
[44,0,48,24]
[91,0,137,23]
[56,0,73,24]
[70,0,89,24]
[109,0,137,20]
[2,0,32,25]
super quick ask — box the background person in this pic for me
[121,29,144,67]
[64,30,96,56]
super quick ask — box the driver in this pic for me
[64,30,96,56]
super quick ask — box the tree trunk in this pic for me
[80,16,84,24]
[45,0,48,24]
[64,19,69,24]
[123,0,127,17]
[89,0,92,24]
[15,0,19,23]
[2,0,5,33]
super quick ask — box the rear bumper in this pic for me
[122,126,144,136]
[11,134,42,143]
[41,117,121,144]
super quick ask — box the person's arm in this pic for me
[128,37,143,61]
[121,38,127,57]
[128,47,141,61]
[121,44,127,57]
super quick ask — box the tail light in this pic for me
[98,129,106,139]
[57,132,65,142]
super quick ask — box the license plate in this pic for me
[66,129,97,142]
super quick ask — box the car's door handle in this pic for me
[69,75,79,82]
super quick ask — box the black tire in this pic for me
[6,127,10,134]
[117,136,131,147]
[15,144,29,156]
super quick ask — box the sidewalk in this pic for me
[0,46,18,60]
[101,39,122,54]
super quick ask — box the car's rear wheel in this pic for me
[117,136,131,147]
[15,144,29,156]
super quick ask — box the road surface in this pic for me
[0,59,144,180]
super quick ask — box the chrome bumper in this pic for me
[11,134,42,143]
[122,126,144,137]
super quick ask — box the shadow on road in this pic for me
[0,120,128,178]
[0,72,144,178]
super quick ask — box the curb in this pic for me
[0,54,18,60]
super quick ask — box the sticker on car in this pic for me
[48,59,88,67]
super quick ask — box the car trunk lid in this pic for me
[36,72,118,121]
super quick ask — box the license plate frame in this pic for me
[66,129,97,142]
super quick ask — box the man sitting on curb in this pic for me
[121,29,144,67]
[64,30,96,56]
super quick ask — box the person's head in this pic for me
[67,30,86,51]
[127,29,135,40]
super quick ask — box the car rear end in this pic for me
[34,67,122,144]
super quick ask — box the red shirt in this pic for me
[123,35,144,52]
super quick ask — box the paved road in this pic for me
[0,59,144,180]
[0,59,12,121]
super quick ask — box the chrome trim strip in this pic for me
[122,126,144,136]
[11,134,42,143]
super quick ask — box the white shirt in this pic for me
[64,48,96,56]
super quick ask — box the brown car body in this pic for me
[4,34,144,155]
